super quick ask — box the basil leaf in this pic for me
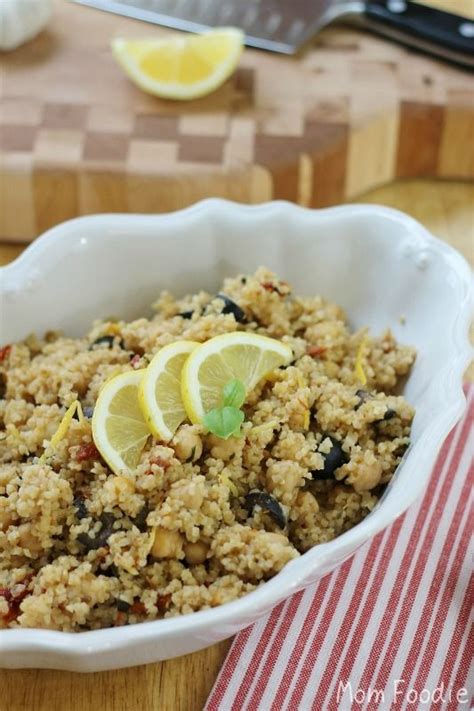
[203,406,244,439]
[222,379,246,409]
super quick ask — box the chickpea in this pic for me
[347,454,383,492]
[151,527,184,559]
[173,425,203,462]
[184,541,209,565]
[169,479,204,510]
[208,435,241,461]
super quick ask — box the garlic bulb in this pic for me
[0,0,53,51]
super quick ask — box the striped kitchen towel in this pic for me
[205,385,473,711]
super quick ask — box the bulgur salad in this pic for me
[0,268,415,631]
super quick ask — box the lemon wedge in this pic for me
[92,369,150,474]
[111,28,244,100]
[138,340,198,442]
[181,332,293,424]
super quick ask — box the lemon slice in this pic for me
[92,369,150,474]
[111,28,244,100]
[181,332,293,424]
[138,340,198,441]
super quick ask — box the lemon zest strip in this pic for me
[303,410,310,430]
[76,401,85,424]
[355,337,368,386]
[218,471,239,497]
[249,420,279,435]
[40,400,79,462]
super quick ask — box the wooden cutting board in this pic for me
[0,0,473,243]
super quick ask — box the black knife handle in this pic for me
[363,0,474,68]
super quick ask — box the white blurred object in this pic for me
[0,0,52,51]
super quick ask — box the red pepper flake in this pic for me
[129,600,146,615]
[75,442,100,462]
[0,345,11,363]
[306,345,326,358]
[114,611,127,626]
[156,593,172,611]
[262,282,278,293]
[130,354,141,368]
[0,573,34,624]
[2,609,19,625]
[261,281,289,297]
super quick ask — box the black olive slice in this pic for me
[354,389,373,410]
[312,436,349,480]
[216,294,247,324]
[116,598,131,612]
[89,335,126,350]
[244,491,286,528]
[73,495,88,520]
[132,505,149,532]
[178,310,194,320]
[77,512,116,550]
[100,563,120,579]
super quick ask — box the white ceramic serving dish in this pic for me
[0,201,472,671]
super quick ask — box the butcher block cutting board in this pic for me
[0,0,472,243]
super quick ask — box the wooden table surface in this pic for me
[1,177,472,711]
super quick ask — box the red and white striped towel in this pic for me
[206,385,473,711]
